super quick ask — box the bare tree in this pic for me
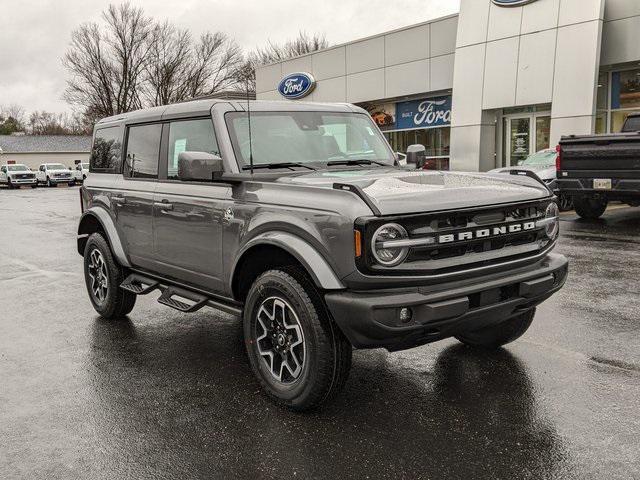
[254,31,329,65]
[143,23,243,106]
[63,3,153,119]
[28,111,92,136]
[238,31,329,93]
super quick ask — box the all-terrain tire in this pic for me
[455,308,536,349]
[83,233,136,319]
[573,197,607,220]
[243,267,352,411]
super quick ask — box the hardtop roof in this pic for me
[96,100,364,128]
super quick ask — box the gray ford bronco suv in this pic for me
[78,99,568,410]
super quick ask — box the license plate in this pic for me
[593,179,612,190]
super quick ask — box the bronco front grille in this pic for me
[356,200,555,277]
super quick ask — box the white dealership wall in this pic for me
[256,0,640,171]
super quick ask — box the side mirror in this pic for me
[178,151,224,182]
[516,160,524,166]
[406,144,426,168]
[396,152,407,167]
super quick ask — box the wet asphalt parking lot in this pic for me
[1,186,639,480]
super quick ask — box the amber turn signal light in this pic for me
[354,230,362,258]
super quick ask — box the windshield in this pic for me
[47,164,68,170]
[7,165,29,171]
[81,163,89,169]
[522,150,556,166]
[226,111,395,168]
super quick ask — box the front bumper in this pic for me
[325,253,568,351]
[10,178,37,184]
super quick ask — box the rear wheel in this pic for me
[455,308,536,349]
[83,233,136,319]
[243,268,352,411]
[574,197,607,219]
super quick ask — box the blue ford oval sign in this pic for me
[278,72,316,99]
[492,0,538,6]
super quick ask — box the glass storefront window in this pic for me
[595,112,608,134]
[384,127,451,170]
[612,69,640,110]
[597,72,609,111]
[509,118,531,165]
[535,116,551,153]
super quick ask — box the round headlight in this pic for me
[544,202,560,239]
[371,223,409,267]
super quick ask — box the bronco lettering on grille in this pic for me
[438,222,536,244]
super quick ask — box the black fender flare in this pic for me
[77,208,131,267]
[231,231,344,290]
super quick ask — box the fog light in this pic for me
[399,307,413,323]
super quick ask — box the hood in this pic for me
[489,164,556,181]
[48,169,72,174]
[278,167,550,216]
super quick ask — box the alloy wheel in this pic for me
[87,249,109,303]
[255,296,306,384]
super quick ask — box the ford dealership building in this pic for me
[256,0,640,171]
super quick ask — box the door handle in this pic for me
[155,201,173,211]
[112,196,126,205]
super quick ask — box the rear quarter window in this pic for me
[90,126,123,173]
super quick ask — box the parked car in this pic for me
[73,162,89,183]
[77,100,568,410]
[489,149,573,211]
[557,113,640,219]
[0,164,37,189]
[36,163,75,187]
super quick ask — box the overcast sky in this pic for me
[0,0,459,115]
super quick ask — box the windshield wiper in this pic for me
[326,159,387,167]
[242,162,316,171]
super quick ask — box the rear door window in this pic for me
[90,126,123,173]
[124,124,162,179]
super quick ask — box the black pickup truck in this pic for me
[557,113,640,219]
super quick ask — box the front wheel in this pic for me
[243,268,352,411]
[46,177,53,188]
[455,308,536,349]
[83,233,136,319]
[558,194,573,212]
[573,197,607,220]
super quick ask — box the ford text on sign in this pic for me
[278,72,316,99]
[396,96,452,130]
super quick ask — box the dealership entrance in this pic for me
[502,106,551,167]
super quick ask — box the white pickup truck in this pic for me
[0,164,37,189]
[36,163,75,187]
[73,162,89,183]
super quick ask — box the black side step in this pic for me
[157,286,209,313]
[121,270,244,316]
[120,274,159,295]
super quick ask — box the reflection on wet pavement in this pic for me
[1,189,639,479]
